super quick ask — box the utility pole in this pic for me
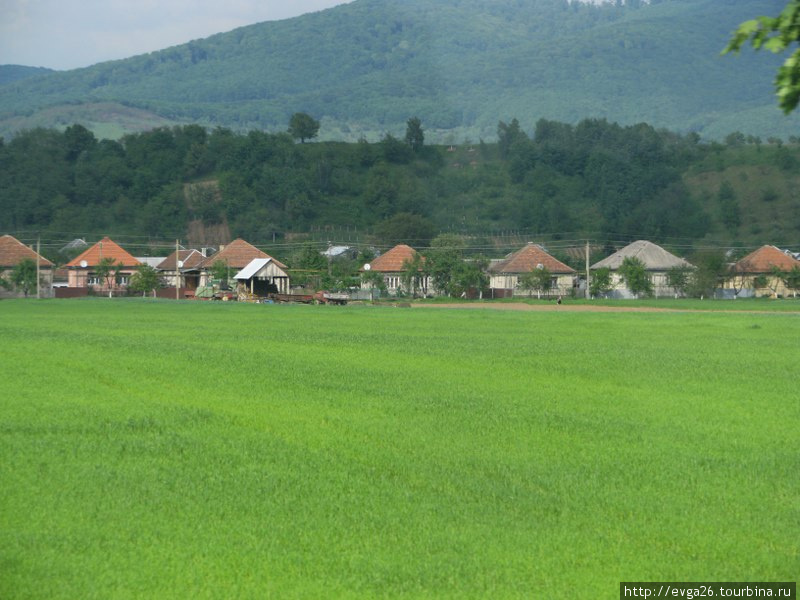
[585,239,591,300]
[36,237,41,299]
[175,239,180,301]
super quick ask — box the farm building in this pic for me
[234,258,291,298]
[64,237,141,294]
[0,234,54,298]
[194,239,285,288]
[489,243,576,298]
[590,240,693,298]
[360,244,430,296]
[727,245,800,298]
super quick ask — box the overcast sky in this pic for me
[0,0,354,70]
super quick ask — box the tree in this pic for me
[451,256,489,299]
[95,257,122,297]
[210,260,230,287]
[666,266,691,298]
[405,117,425,152]
[781,265,800,297]
[423,234,465,297]
[724,1,800,113]
[373,213,435,247]
[589,267,613,298]
[617,256,652,298]
[687,250,729,298]
[400,253,425,298]
[497,118,526,158]
[360,268,387,299]
[288,112,319,143]
[767,265,786,297]
[129,265,161,297]
[10,258,38,297]
[518,267,552,299]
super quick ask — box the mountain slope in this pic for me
[0,0,796,140]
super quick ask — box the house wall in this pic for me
[67,267,138,292]
[0,267,54,298]
[724,274,797,298]
[602,271,685,299]
[490,273,575,297]
[361,273,432,296]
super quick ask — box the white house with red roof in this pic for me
[360,244,430,296]
[489,243,576,298]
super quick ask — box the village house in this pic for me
[156,249,207,293]
[727,245,800,298]
[489,242,576,298]
[360,244,430,296]
[0,234,54,298]
[64,237,141,294]
[590,240,693,298]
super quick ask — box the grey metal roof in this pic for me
[591,240,693,271]
[234,258,273,280]
[136,257,166,268]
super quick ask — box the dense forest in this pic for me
[1,0,798,141]
[3,118,799,266]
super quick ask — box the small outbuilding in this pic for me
[234,258,291,297]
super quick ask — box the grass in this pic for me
[1,299,798,598]
[418,295,800,312]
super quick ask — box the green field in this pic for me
[1,300,797,598]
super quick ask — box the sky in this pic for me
[0,0,353,71]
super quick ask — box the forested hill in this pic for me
[0,66,54,86]
[1,0,798,141]
[3,122,800,260]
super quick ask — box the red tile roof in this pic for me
[65,237,141,268]
[733,245,800,273]
[0,235,53,268]
[490,243,575,274]
[156,249,206,271]
[366,244,422,272]
[198,239,287,270]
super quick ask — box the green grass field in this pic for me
[1,299,797,598]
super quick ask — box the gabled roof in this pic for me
[365,244,421,272]
[733,245,800,273]
[137,257,166,268]
[0,235,53,268]
[234,258,288,280]
[591,240,692,271]
[198,239,286,270]
[157,249,206,271]
[489,243,575,274]
[65,237,141,268]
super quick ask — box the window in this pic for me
[87,276,101,285]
